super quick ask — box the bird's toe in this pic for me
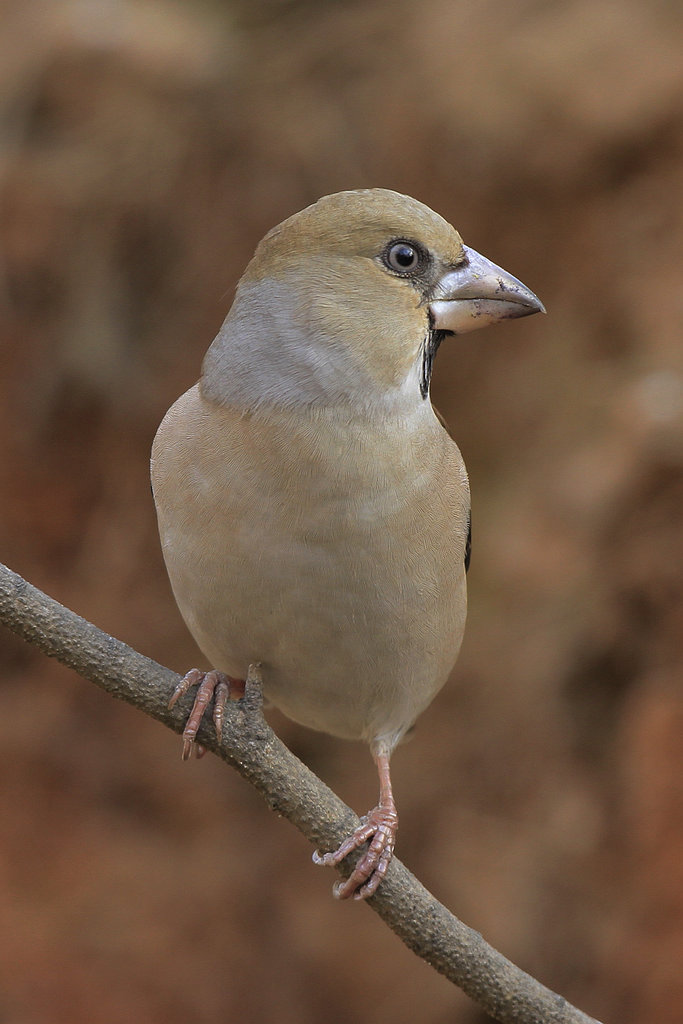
[314,804,398,900]
[169,668,244,759]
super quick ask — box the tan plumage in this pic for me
[151,189,544,899]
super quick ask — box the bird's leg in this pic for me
[313,744,398,901]
[168,668,245,760]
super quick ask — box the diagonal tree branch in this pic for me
[0,562,602,1024]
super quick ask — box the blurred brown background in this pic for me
[1,1,682,1021]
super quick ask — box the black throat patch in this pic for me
[419,329,447,398]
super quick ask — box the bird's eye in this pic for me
[384,241,421,275]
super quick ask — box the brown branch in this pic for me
[0,562,603,1024]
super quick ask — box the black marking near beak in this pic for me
[420,328,447,398]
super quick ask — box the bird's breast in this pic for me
[152,384,469,746]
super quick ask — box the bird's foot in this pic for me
[313,803,398,901]
[168,668,245,760]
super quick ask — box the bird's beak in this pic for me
[429,246,545,334]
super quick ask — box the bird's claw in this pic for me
[313,804,398,900]
[168,669,243,759]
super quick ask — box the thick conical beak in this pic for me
[429,246,545,334]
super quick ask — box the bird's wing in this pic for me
[435,405,471,574]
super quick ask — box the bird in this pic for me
[151,188,544,900]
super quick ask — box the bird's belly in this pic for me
[152,386,469,747]
[161,484,466,746]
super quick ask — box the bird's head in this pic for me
[202,189,544,415]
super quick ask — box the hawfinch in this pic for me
[151,189,544,899]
